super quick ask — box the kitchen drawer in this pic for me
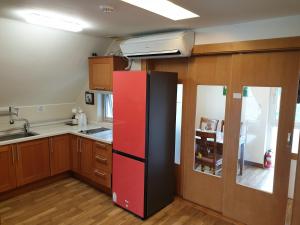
[94,142,111,157]
[93,169,111,188]
[94,154,111,172]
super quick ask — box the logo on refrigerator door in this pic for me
[112,192,117,202]
[125,199,129,208]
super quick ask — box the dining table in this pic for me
[195,129,246,176]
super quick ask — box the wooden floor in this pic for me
[236,165,274,193]
[0,178,237,225]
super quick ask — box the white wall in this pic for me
[194,15,300,44]
[0,18,111,106]
[0,103,75,131]
[0,18,111,129]
[195,85,226,130]
[241,87,272,164]
[75,82,105,124]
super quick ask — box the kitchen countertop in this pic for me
[0,122,113,146]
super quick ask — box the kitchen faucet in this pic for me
[9,118,30,133]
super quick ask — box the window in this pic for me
[103,94,113,122]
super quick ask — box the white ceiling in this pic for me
[0,0,300,37]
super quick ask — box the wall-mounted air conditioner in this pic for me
[120,31,195,59]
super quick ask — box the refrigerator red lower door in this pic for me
[112,153,145,218]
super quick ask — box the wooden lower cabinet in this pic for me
[80,138,94,179]
[71,135,80,173]
[16,139,50,186]
[50,135,71,176]
[92,141,112,188]
[0,145,17,192]
[70,135,112,189]
[0,135,112,195]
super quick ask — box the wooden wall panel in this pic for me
[222,51,300,225]
[143,58,188,197]
[147,58,188,82]
[182,55,233,212]
[192,36,300,55]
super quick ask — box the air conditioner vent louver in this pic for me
[126,50,181,58]
[120,31,194,59]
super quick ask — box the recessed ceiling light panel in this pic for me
[121,0,199,21]
[20,10,87,32]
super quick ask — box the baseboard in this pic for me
[71,172,111,195]
[0,171,111,202]
[244,160,264,168]
[182,197,244,225]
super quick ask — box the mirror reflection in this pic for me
[194,85,227,177]
[236,86,282,193]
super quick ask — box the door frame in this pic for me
[291,57,300,225]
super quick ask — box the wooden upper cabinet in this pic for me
[0,145,17,193]
[16,139,50,186]
[89,56,127,91]
[50,135,71,176]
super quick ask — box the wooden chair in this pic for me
[199,117,219,131]
[195,131,223,175]
[221,120,225,132]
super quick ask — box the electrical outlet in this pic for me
[37,105,45,112]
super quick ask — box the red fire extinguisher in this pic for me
[264,150,272,168]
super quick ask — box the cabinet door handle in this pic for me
[16,147,20,161]
[95,155,107,164]
[11,146,15,165]
[94,170,106,177]
[96,142,107,149]
[77,138,79,153]
[50,138,53,153]
[79,139,82,153]
[94,86,106,90]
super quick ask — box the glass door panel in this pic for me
[194,85,227,177]
[236,86,282,193]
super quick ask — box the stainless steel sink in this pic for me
[0,132,39,142]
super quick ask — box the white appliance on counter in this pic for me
[73,108,87,128]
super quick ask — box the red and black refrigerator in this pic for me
[112,71,178,219]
